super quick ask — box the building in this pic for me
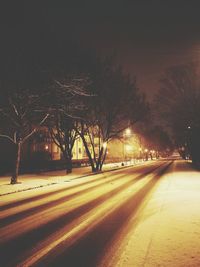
[27,127,142,163]
[0,125,146,175]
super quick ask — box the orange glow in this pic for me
[125,144,133,152]
[103,142,107,149]
[125,128,131,136]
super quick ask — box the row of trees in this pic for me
[155,63,200,165]
[0,53,149,184]
[0,16,179,184]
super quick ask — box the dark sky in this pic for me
[2,0,200,99]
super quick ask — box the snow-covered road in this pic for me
[1,160,199,267]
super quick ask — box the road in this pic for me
[1,159,199,267]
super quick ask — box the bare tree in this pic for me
[0,23,92,181]
[75,59,148,172]
[0,74,89,183]
[0,89,49,184]
[47,76,90,173]
[48,114,78,173]
[155,63,200,164]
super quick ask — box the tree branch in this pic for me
[0,134,15,143]
[22,113,49,143]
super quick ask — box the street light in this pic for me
[124,128,131,137]
[185,126,192,159]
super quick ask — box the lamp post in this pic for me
[185,125,192,160]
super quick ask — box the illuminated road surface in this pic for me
[1,159,200,267]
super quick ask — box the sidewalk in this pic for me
[0,160,145,196]
[111,160,200,267]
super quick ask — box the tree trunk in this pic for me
[96,147,104,172]
[11,142,21,184]
[81,135,95,172]
[66,157,72,174]
[100,148,107,171]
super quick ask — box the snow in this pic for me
[106,160,200,267]
[0,160,158,267]
[0,160,148,197]
[2,159,198,266]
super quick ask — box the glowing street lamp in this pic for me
[125,128,131,137]
[123,128,133,164]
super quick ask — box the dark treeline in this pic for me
[154,63,200,166]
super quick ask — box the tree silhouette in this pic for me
[155,63,200,165]
[75,58,148,172]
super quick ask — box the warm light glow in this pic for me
[45,145,49,150]
[145,149,148,153]
[125,144,133,152]
[139,148,142,152]
[103,142,107,149]
[125,128,131,136]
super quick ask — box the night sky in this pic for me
[1,0,200,99]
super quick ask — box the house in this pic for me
[0,126,144,174]
[26,127,142,163]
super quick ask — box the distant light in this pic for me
[187,126,191,129]
[139,148,142,152]
[125,128,131,136]
[125,144,133,152]
[45,145,49,150]
[145,149,148,153]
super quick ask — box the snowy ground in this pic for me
[0,160,163,267]
[102,160,200,267]
[1,159,200,266]
[0,160,145,196]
